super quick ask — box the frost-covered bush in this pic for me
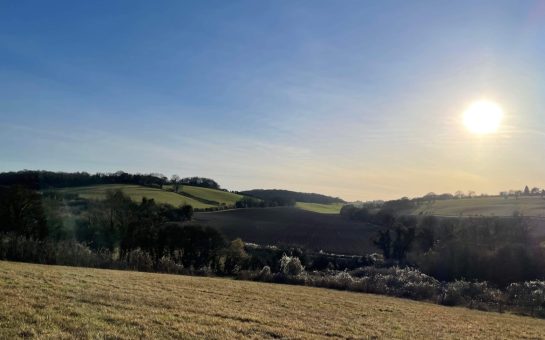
[280,254,305,276]
[126,249,154,272]
[258,265,273,281]
[507,281,545,316]
[158,256,184,274]
[346,266,440,300]
[441,280,502,308]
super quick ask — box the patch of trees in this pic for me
[0,170,169,189]
[341,204,545,287]
[0,186,48,239]
[240,189,344,205]
[234,196,296,208]
[176,176,220,189]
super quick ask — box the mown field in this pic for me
[295,202,344,214]
[163,184,243,206]
[411,196,545,217]
[1,261,544,339]
[195,207,378,254]
[55,184,218,209]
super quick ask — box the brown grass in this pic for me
[1,261,545,339]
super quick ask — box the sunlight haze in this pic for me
[1,1,544,200]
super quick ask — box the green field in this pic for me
[412,196,545,217]
[56,184,214,209]
[178,185,243,206]
[1,261,544,339]
[295,202,344,214]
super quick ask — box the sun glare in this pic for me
[463,100,504,135]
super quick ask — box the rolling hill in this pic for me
[194,207,378,254]
[54,184,244,210]
[1,261,544,339]
[165,184,243,206]
[55,184,215,209]
[410,196,545,217]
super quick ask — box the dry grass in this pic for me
[412,196,545,217]
[1,261,545,339]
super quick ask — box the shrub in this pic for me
[258,265,273,281]
[280,254,305,276]
[507,281,545,316]
[125,249,154,272]
[158,256,184,274]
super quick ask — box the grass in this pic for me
[295,202,344,214]
[178,185,243,206]
[55,184,214,209]
[1,261,545,339]
[412,196,545,217]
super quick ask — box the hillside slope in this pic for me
[171,185,243,206]
[55,184,214,209]
[410,196,545,217]
[195,207,379,255]
[1,261,544,339]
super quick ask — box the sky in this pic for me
[1,1,544,201]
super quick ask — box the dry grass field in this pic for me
[412,196,545,217]
[1,261,545,339]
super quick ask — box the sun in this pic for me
[463,100,504,134]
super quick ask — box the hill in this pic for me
[194,207,378,254]
[241,189,345,204]
[55,184,215,209]
[409,196,545,217]
[164,184,243,206]
[1,261,544,339]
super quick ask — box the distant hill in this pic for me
[194,207,373,254]
[241,189,345,205]
[55,184,215,209]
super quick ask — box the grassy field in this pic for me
[412,196,545,217]
[295,202,344,214]
[1,261,544,339]
[195,207,378,254]
[55,184,215,209]
[178,185,243,206]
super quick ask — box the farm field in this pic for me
[195,207,378,254]
[55,184,215,209]
[295,202,344,214]
[1,261,544,339]
[411,196,545,217]
[176,185,243,206]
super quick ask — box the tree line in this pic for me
[0,170,220,190]
[240,189,345,205]
[340,204,545,287]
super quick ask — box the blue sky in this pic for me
[1,1,544,200]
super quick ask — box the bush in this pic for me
[158,256,184,274]
[125,249,154,272]
[507,281,545,316]
[258,265,273,281]
[440,280,502,309]
[280,254,304,276]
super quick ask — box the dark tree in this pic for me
[0,186,48,239]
